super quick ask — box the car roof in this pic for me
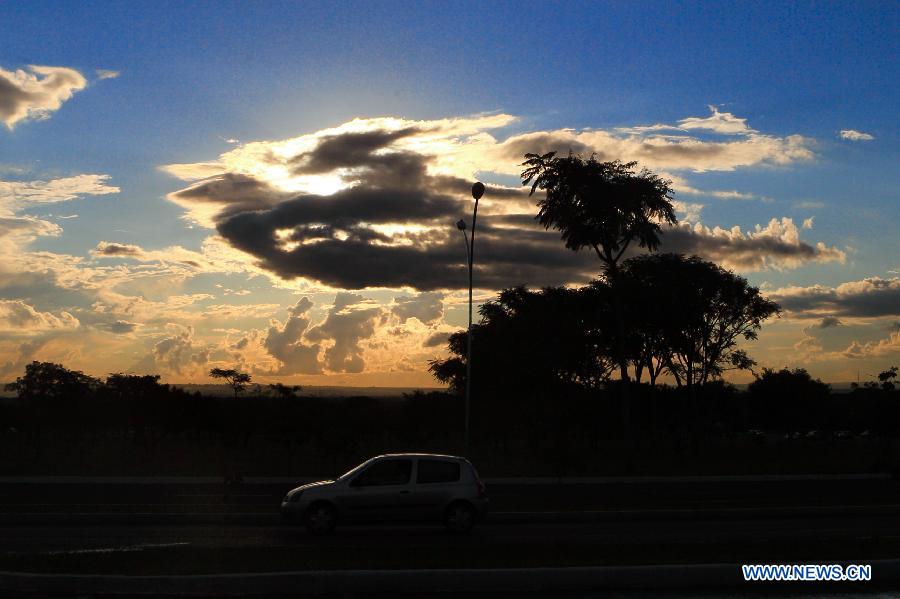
[374,453,466,461]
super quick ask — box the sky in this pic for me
[0,1,897,386]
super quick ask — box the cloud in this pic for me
[0,215,61,243]
[91,241,215,272]
[0,299,79,334]
[660,217,845,272]
[770,277,900,318]
[794,200,824,210]
[263,298,322,374]
[0,174,119,212]
[166,173,291,226]
[815,316,843,329]
[0,65,87,128]
[392,292,444,324]
[493,107,812,173]
[106,320,138,334]
[92,241,145,258]
[423,331,450,347]
[95,69,120,80]
[840,129,874,141]
[841,332,900,359]
[151,325,210,375]
[677,106,756,135]
[306,292,383,373]
[161,113,835,291]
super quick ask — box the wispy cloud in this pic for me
[839,129,874,141]
[95,69,120,80]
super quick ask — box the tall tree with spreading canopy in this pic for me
[209,368,252,399]
[521,154,676,440]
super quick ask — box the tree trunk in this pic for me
[606,260,633,469]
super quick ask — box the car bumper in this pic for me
[280,499,312,521]
[473,496,489,520]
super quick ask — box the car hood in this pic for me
[289,479,335,494]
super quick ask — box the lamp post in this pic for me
[458,181,485,454]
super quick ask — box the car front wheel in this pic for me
[304,502,337,535]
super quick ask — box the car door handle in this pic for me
[400,490,410,494]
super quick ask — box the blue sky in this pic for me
[0,1,897,384]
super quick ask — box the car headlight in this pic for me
[290,491,303,502]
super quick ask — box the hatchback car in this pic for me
[281,453,488,534]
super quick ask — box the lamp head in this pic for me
[456,219,467,231]
[471,181,485,201]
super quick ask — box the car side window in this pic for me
[352,459,412,487]
[416,459,460,484]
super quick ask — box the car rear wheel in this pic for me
[444,501,476,533]
[304,502,337,535]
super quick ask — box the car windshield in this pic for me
[337,458,374,480]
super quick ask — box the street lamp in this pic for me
[459,181,485,453]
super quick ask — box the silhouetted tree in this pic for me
[620,254,780,389]
[209,368,252,398]
[522,154,675,445]
[522,154,676,379]
[748,368,830,430]
[105,373,168,400]
[268,382,303,399]
[5,361,99,401]
[877,367,898,392]
[429,285,616,415]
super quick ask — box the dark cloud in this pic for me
[291,127,421,174]
[93,241,144,258]
[423,331,450,348]
[815,316,843,329]
[168,173,291,221]
[169,125,841,291]
[497,134,595,162]
[107,320,138,334]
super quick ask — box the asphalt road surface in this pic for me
[1,476,899,514]
[2,477,899,577]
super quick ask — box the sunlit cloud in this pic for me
[0,65,88,128]
[0,174,119,212]
[0,299,79,334]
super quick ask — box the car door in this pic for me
[411,458,462,520]
[338,458,413,522]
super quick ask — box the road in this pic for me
[2,478,899,594]
[1,475,898,513]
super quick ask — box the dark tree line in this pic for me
[429,254,780,397]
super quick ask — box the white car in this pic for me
[281,453,489,534]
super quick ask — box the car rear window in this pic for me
[416,459,460,484]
